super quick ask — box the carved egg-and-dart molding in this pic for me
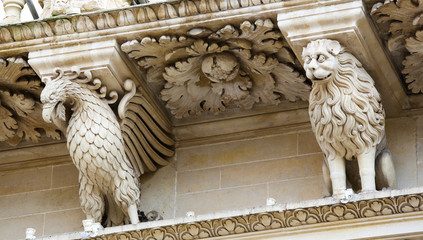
[122,19,310,118]
[0,57,60,145]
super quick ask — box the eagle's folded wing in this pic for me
[119,81,174,177]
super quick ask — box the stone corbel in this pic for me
[277,0,408,116]
[28,39,175,226]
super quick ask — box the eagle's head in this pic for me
[40,77,70,124]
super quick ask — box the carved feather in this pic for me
[119,80,174,176]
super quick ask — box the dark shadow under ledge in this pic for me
[34,187,423,240]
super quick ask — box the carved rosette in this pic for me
[88,193,423,240]
[122,19,309,118]
[372,0,423,93]
[0,57,60,145]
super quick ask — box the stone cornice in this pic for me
[0,0,351,55]
[38,188,423,240]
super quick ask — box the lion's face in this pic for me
[302,39,342,81]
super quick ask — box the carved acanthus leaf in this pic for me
[122,19,310,118]
[403,30,423,93]
[0,58,60,145]
[372,0,423,53]
[122,36,194,70]
[371,0,423,93]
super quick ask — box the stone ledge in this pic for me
[35,187,423,240]
[0,142,70,172]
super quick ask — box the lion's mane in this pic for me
[309,48,385,161]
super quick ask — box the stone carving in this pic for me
[372,0,423,93]
[40,68,174,226]
[88,193,423,240]
[1,0,25,24]
[0,57,60,145]
[38,0,132,17]
[0,0,283,43]
[302,39,395,199]
[402,30,423,93]
[122,19,309,118]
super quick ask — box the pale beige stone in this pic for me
[418,137,423,164]
[52,164,79,188]
[177,134,297,171]
[269,176,326,203]
[298,131,321,155]
[277,1,407,115]
[418,162,423,186]
[221,154,323,188]
[176,184,267,217]
[301,39,395,198]
[177,168,220,195]
[0,186,79,219]
[417,116,423,139]
[0,143,69,166]
[0,214,44,240]
[122,20,309,119]
[31,41,175,225]
[0,166,51,196]
[1,0,25,25]
[44,208,85,235]
[139,160,176,219]
[39,0,131,17]
[386,118,417,189]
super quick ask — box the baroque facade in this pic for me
[1,0,423,239]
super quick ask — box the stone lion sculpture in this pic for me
[302,39,395,199]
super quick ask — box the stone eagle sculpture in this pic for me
[302,39,395,199]
[40,68,174,226]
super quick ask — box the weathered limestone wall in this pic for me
[1,116,422,239]
[0,161,83,240]
[140,116,423,219]
[172,131,326,217]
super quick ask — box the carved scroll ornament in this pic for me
[122,19,310,118]
[0,57,60,146]
[40,68,174,226]
[302,39,395,199]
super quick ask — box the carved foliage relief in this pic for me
[122,19,309,118]
[89,193,423,240]
[372,0,423,93]
[0,58,60,145]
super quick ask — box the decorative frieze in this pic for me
[0,57,60,145]
[86,193,423,240]
[0,0,282,44]
[122,19,309,118]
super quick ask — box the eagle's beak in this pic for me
[42,102,57,123]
